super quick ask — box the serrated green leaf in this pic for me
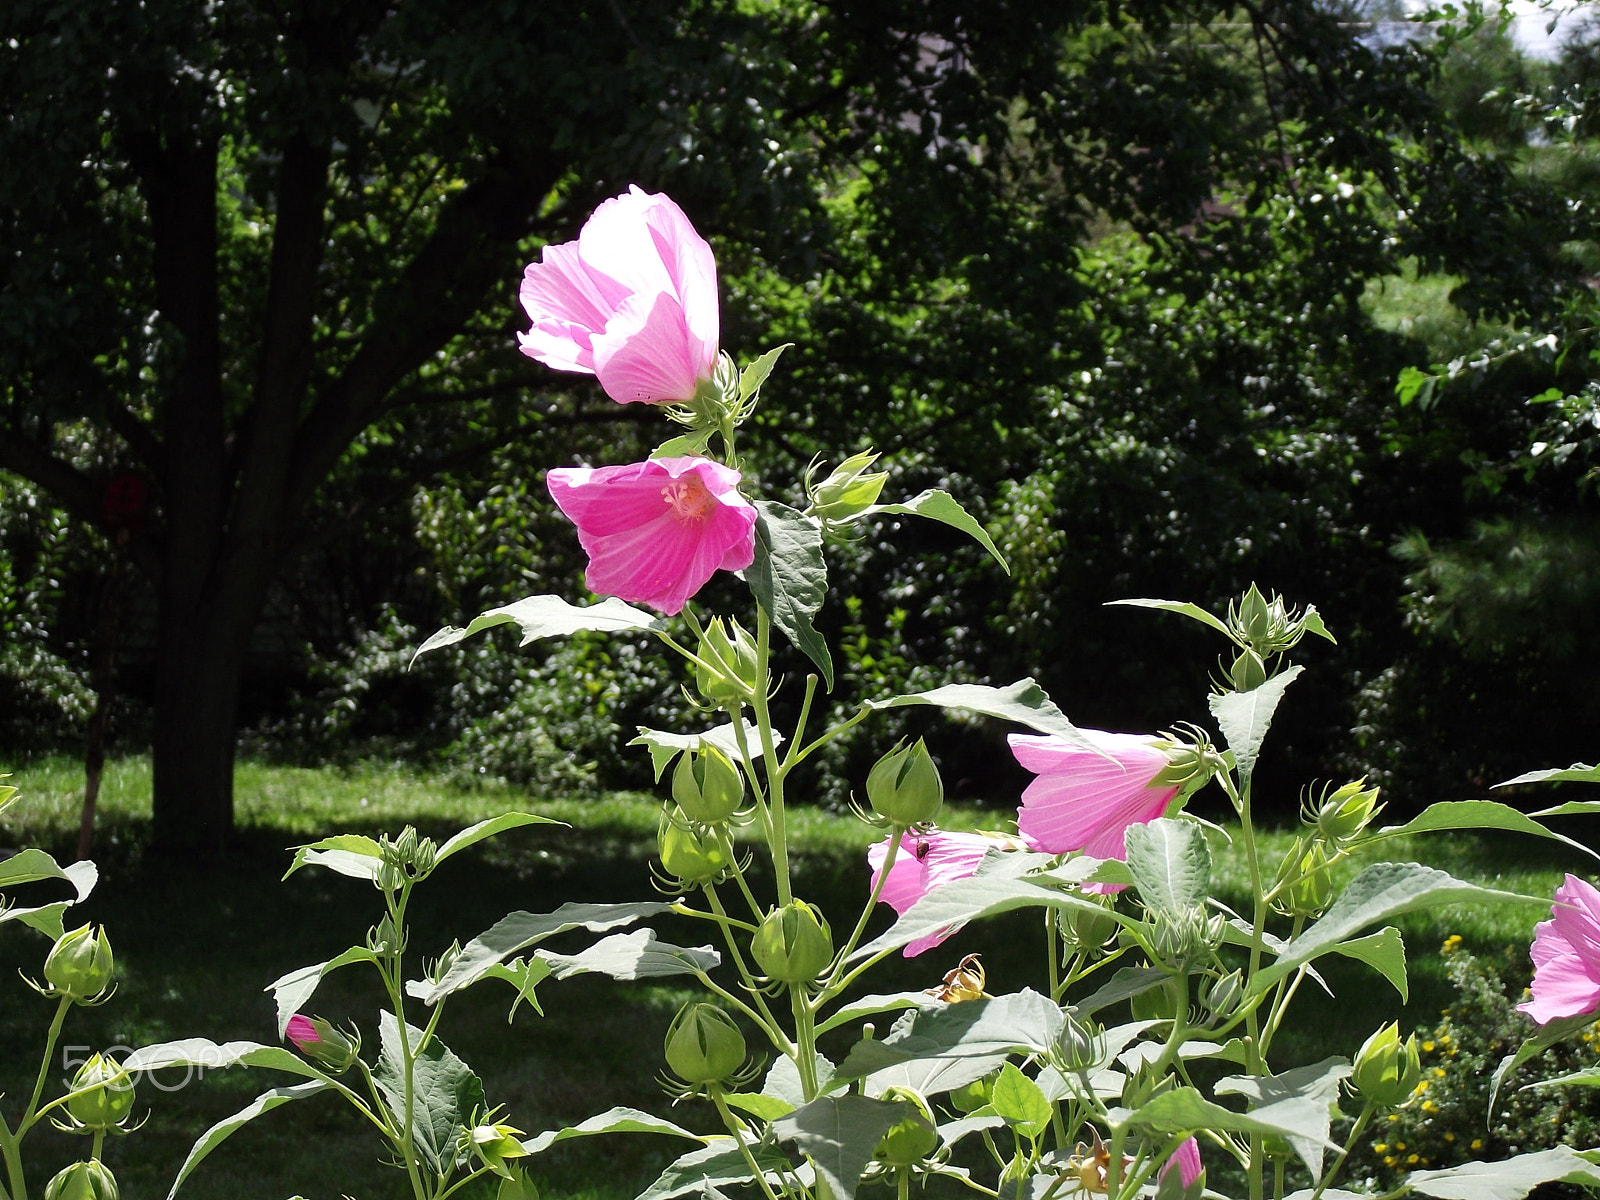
[863,490,1008,572]
[1208,666,1303,785]
[1106,598,1232,639]
[1329,926,1408,1002]
[436,811,561,864]
[1298,608,1337,644]
[470,957,552,1022]
[1408,1147,1600,1200]
[1075,967,1172,1017]
[748,500,831,688]
[521,1106,704,1155]
[739,344,791,403]
[1524,1065,1600,1090]
[163,1080,329,1200]
[266,946,381,1037]
[815,992,947,1036]
[1370,800,1597,862]
[988,1062,1052,1137]
[1120,1084,1339,1162]
[866,679,1095,748]
[375,1013,485,1174]
[1124,818,1210,917]
[412,594,657,662]
[124,1039,328,1079]
[1497,762,1600,788]
[764,1053,838,1108]
[772,1094,906,1200]
[418,901,673,1004]
[1251,863,1541,996]
[0,857,97,938]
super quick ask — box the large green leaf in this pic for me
[412,594,657,661]
[1105,598,1232,639]
[739,343,791,403]
[436,812,562,865]
[1329,927,1408,1002]
[374,1013,485,1175]
[417,901,672,1004]
[124,1038,327,1079]
[862,490,1008,572]
[866,679,1093,748]
[1489,1009,1597,1115]
[831,990,1064,1086]
[763,1052,839,1108]
[852,872,1134,963]
[521,1106,703,1155]
[1214,1057,1351,1177]
[1525,1065,1600,1090]
[771,1094,907,1200]
[629,720,777,781]
[1249,863,1542,995]
[1207,666,1303,786]
[1370,801,1597,862]
[988,1062,1052,1137]
[282,833,384,882]
[1407,1148,1600,1200]
[1075,967,1171,1017]
[163,1081,328,1200]
[637,1140,797,1200]
[1496,763,1600,788]
[1118,1085,1339,1159]
[0,856,97,939]
[1124,818,1211,917]
[266,946,381,1037]
[536,929,719,981]
[748,500,832,688]
[815,992,947,1036]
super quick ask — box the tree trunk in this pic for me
[151,623,247,855]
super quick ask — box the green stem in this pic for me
[1310,1106,1374,1200]
[750,606,791,907]
[780,675,820,772]
[823,827,904,1000]
[436,1166,492,1200]
[1046,910,1061,1003]
[898,1167,911,1200]
[791,987,818,1102]
[791,704,873,767]
[89,1129,105,1165]
[711,1090,782,1200]
[701,884,790,1052]
[382,885,429,1200]
[1238,777,1267,1200]
[0,1114,23,1200]
[21,997,72,1135]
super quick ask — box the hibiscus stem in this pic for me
[1046,909,1061,1002]
[750,604,792,908]
[824,827,906,1001]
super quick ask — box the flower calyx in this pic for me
[1351,1021,1423,1108]
[751,900,834,987]
[662,1001,753,1093]
[59,1053,138,1133]
[872,1086,939,1168]
[805,450,889,539]
[44,1161,118,1200]
[462,1108,530,1179]
[866,738,944,829]
[1304,779,1383,846]
[672,744,745,825]
[285,1013,362,1074]
[377,825,438,889]
[654,809,736,890]
[39,925,116,1005]
[690,615,762,706]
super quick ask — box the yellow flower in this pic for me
[1442,935,1462,952]
[1433,1067,1446,1078]
[1422,1101,1438,1113]
[1374,1144,1388,1154]
[1444,1133,1456,1143]
[1384,1157,1397,1168]
[1423,1041,1435,1053]
[1408,1155,1420,1166]
[1471,1140,1483,1151]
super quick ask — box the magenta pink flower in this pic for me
[546,456,756,616]
[868,830,1007,958]
[518,186,719,405]
[1159,1137,1203,1188]
[284,1014,319,1052]
[1519,873,1600,1025]
[1008,730,1177,864]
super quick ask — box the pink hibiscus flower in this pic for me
[518,186,719,405]
[1008,729,1178,862]
[284,1014,320,1053]
[546,456,756,616]
[1519,873,1600,1025]
[867,829,1006,958]
[1159,1137,1203,1188]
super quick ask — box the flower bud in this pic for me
[1229,648,1268,692]
[381,826,438,879]
[751,901,834,985]
[66,1053,136,1129]
[672,745,744,825]
[694,617,762,704]
[1306,780,1383,845]
[664,1002,746,1085]
[1149,907,1210,969]
[807,451,889,526]
[467,1119,529,1178]
[1200,970,1245,1025]
[44,1161,118,1200]
[1129,976,1185,1023]
[866,739,943,828]
[285,1014,361,1074]
[1151,730,1228,791]
[1062,903,1120,955]
[872,1087,939,1167]
[1351,1022,1423,1108]
[1057,1017,1104,1072]
[657,814,732,886]
[366,913,406,956]
[45,926,114,1002]
[1274,843,1334,919]
[495,1166,541,1200]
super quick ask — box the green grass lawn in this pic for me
[0,756,1585,1200]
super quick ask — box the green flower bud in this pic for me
[381,826,438,879]
[664,1002,746,1085]
[865,739,943,827]
[672,745,744,824]
[44,1161,118,1200]
[1062,903,1120,955]
[45,925,114,1002]
[495,1166,541,1200]
[1200,969,1245,1025]
[1057,1017,1104,1072]
[286,1015,362,1074]
[657,814,732,885]
[1306,780,1383,845]
[807,451,889,525]
[1351,1022,1423,1108]
[694,617,762,704]
[1229,647,1268,692]
[467,1119,529,1178]
[751,901,834,985]
[873,1087,939,1167]
[1274,843,1334,919]
[947,1074,995,1114]
[1129,977,1185,1023]
[66,1053,136,1129]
